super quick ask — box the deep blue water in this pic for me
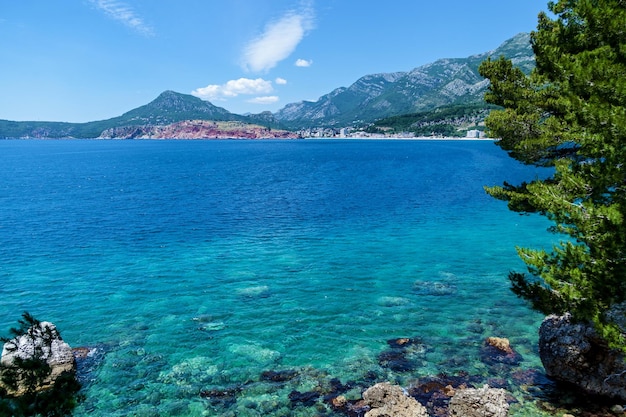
[0,139,557,416]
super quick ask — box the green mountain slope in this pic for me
[108,90,240,125]
[367,103,501,137]
[273,33,534,129]
[0,91,243,139]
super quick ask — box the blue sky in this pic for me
[1,1,548,122]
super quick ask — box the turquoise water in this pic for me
[0,139,557,416]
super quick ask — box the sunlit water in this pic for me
[0,139,559,416]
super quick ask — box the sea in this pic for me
[0,139,560,416]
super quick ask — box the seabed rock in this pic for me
[288,389,320,406]
[200,386,241,407]
[538,310,626,401]
[260,369,299,383]
[408,373,481,417]
[412,280,457,296]
[378,337,426,373]
[72,345,108,386]
[480,336,523,366]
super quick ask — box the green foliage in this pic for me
[368,104,497,137]
[479,0,626,350]
[0,312,81,417]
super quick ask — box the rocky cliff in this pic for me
[99,120,299,139]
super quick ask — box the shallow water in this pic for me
[0,139,559,416]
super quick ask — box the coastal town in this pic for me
[298,126,487,139]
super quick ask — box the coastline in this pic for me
[301,136,496,141]
[2,136,498,141]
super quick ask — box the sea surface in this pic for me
[0,139,559,416]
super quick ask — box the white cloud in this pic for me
[90,0,153,36]
[247,96,280,105]
[242,4,315,72]
[295,59,313,67]
[275,77,288,85]
[192,78,274,101]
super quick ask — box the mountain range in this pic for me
[0,33,533,139]
[275,32,533,129]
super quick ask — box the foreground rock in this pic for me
[363,382,429,417]
[539,311,626,401]
[448,385,509,417]
[0,321,76,396]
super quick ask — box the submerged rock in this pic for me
[378,349,416,372]
[200,386,241,408]
[229,343,281,364]
[412,280,457,296]
[288,389,320,406]
[362,382,428,417]
[480,336,523,366]
[330,395,371,417]
[260,369,299,383]
[378,337,426,372]
[377,296,410,307]
[538,311,626,401]
[236,285,271,299]
[408,373,479,417]
[198,322,226,332]
[72,345,108,386]
[387,337,419,349]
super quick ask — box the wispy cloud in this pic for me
[275,77,288,85]
[90,0,154,36]
[295,59,313,67]
[247,96,280,105]
[242,3,315,72]
[192,78,274,101]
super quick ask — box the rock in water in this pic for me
[1,321,76,396]
[480,336,523,366]
[485,337,513,354]
[538,312,626,401]
[448,385,509,417]
[362,382,429,417]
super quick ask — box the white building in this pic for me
[466,129,485,139]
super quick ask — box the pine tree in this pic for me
[479,0,626,349]
[0,313,81,417]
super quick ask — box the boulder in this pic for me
[486,337,513,354]
[0,321,76,396]
[538,311,626,401]
[448,385,509,417]
[480,336,523,366]
[362,382,429,417]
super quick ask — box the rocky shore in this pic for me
[99,120,300,140]
[5,318,626,416]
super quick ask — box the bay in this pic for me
[0,139,556,416]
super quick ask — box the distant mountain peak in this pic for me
[273,33,534,129]
[137,90,215,112]
[117,90,237,125]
